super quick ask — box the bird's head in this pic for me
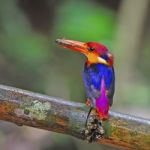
[56,39,113,66]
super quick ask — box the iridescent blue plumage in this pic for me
[83,63,115,107]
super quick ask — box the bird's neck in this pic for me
[86,61,98,67]
[85,62,111,74]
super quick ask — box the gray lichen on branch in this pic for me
[0,84,150,150]
[15,100,51,120]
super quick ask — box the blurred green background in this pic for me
[0,0,150,149]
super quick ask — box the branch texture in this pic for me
[0,85,149,150]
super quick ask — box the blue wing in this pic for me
[83,63,115,107]
[107,67,115,106]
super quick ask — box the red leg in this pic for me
[86,98,91,107]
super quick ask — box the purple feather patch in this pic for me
[96,78,109,120]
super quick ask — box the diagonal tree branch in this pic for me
[0,84,149,150]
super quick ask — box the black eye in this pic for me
[88,47,95,51]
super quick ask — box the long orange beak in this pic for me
[56,38,108,65]
[56,39,88,55]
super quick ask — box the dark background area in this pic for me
[0,0,150,149]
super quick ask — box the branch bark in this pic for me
[0,84,149,150]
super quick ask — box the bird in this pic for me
[56,39,115,120]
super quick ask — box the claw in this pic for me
[86,98,91,107]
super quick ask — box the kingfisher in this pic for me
[56,39,115,120]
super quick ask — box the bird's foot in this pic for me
[86,98,91,107]
[82,108,105,142]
